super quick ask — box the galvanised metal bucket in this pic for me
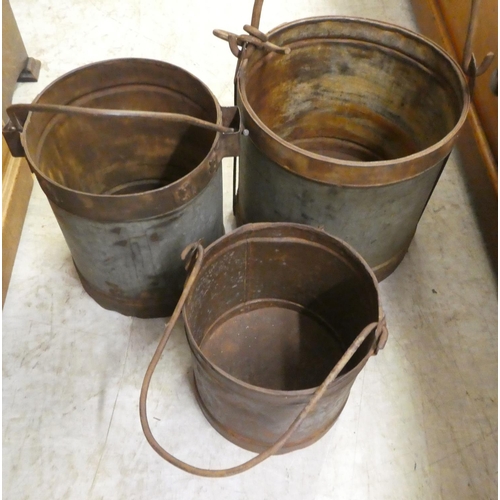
[5,58,240,317]
[140,223,388,477]
[234,17,470,280]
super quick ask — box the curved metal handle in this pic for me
[250,0,264,29]
[139,242,387,477]
[6,103,234,134]
[461,0,495,92]
[212,0,289,60]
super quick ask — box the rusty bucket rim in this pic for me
[21,57,223,202]
[237,16,471,187]
[182,222,382,398]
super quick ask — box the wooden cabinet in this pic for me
[2,137,33,305]
[2,0,40,122]
[411,0,498,269]
[2,0,37,305]
[438,0,497,157]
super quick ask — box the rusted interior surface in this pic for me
[183,223,380,452]
[245,42,460,162]
[238,18,469,185]
[24,59,217,196]
[200,303,347,391]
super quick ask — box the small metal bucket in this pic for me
[140,223,388,476]
[5,58,240,317]
[234,17,470,280]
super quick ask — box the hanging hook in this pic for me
[462,0,495,93]
[213,28,290,58]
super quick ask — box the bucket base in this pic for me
[200,301,346,391]
[233,206,410,281]
[371,246,409,281]
[76,264,178,318]
[193,373,347,454]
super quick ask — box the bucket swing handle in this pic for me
[139,241,387,477]
[3,102,236,158]
[212,0,290,63]
[213,27,291,58]
[6,103,234,134]
[214,1,289,216]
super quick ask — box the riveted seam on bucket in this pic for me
[45,167,222,223]
[25,144,222,222]
[183,222,382,293]
[180,223,381,284]
[23,132,222,221]
[215,106,242,161]
[183,231,378,281]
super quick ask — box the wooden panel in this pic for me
[410,0,497,272]
[2,0,28,123]
[2,136,33,306]
[437,0,498,158]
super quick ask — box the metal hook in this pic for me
[213,28,290,58]
[462,0,495,92]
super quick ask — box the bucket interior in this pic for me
[24,59,218,195]
[241,19,466,162]
[185,225,379,391]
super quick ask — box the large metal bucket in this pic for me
[6,58,240,317]
[140,223,388,476]
[234,17,470,280]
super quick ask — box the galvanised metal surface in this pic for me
[236,138,448,278]
[182,223,384,454]
[51,172,223,317]
[235,17,470,280]
[16,58,240,317]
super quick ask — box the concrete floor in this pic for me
[3,0,497,498]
